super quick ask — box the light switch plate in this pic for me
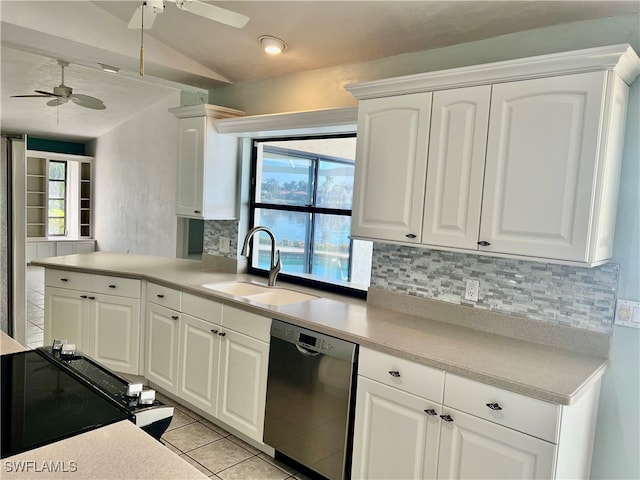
[615,299,640,329]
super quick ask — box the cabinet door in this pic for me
[480,71,607,261]
[176,116,205,217]
[352,93,432,242]
[44,287,90,351]
[177,313,221,415]
[89,294,140,375]
[437,408,556,480]
[145,303,180,394]
[352,376,441,480]
[217,328,269,441]
[423,86,491,249]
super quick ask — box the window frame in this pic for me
[47,160,67,237]
[248,134,366,298]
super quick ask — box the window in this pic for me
[48,161,66,236]
[248,136,372,294]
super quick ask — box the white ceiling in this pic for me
[1,1,639,142]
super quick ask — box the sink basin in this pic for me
[201,281,317,306]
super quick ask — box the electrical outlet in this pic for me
[615,299,640,329]
[219,236,230,253]
[465,279,480,302]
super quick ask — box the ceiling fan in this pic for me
[11,60,107,110]
[128,0,250,30]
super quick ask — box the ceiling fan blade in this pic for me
[35,90,61,97]
[128,3,160,29]
[47,97,69,107]
[172,0,249,28]
[70,94,107,110]
[11,94,52,98]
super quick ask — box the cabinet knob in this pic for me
[88,296,96,300]
[194,210,201,214]
[218,331,226,337]
[61,278,68,282]
[80,295,87,299]
[108,284,116,289]
[486,402,502,411]
[171,315,178,320]
[405,233,417,239]
[388,370,401,378]
[477,241,491,247]
[211,329,219,335]
[157,294,165,298]
[440,414,454,422]
[424,409,438,416]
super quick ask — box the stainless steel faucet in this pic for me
[241,226,282,287]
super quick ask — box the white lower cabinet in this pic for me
[145,302,181,394]
[437,407,555,480]
[44,269,141,375]
[353,348,601,480]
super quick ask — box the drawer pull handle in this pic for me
[477,241,491,247]
[486,403,502,411]
[218,332,226,337]
[405,234,417,239]
[424,409,438,416]
[440,414,454,422]
[61,278,68,282]
[108,284,116,289]
[157,294,165,298]
[211,329,219,335]
[171,315,179,320]
[80,295,87,299]
[388,370,401,378]
[88,296,96,300]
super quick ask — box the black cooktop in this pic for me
[0,349,128,458]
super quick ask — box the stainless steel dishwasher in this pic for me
[264,319,358,480]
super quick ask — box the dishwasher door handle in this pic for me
[295,344,321,357]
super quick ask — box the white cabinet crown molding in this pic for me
[214,106,358,137]
[169,103,245,120]
[346,44,640,99]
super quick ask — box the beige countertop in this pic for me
[1,421,207,480]
[31,251,610,405]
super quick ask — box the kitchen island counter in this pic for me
[32,252,610,405]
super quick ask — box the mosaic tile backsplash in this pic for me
[203,220,239,257]
[371,243,619,333]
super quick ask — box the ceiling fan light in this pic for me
[259,36,287,55]
[99,63,120,74]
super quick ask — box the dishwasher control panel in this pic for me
[271,319,356,362]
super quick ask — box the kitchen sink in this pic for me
[201,281,318,306]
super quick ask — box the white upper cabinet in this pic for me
[422,85,491,249]
[351,93,432,243]
[347,44,640,266]
[170,104,244,220]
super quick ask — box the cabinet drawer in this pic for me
[45,269,91,290]
[182,293,222,324]
[91,275,141,298]
[444,374,560,442]
[222,306,271,342]
[358,347,444,403]
[147,282,182,310]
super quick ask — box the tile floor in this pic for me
[26,266,45,349]
[25,266,314,480]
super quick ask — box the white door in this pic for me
[352,376,441,480]
[351,93,432,242]
[480,71,607,261]
[217,328,269,441]
[44,287,89,351]
[145,303,180,394]
[437,408,556,480]
[89,294,140,375]
[176,116,205,217]
[422,85,491,249]
[177,313,221,415]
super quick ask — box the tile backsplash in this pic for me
[203,220,239,257]
[371,243,618,333]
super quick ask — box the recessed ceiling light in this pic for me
[99,63,120,73]
[259,36,287,55]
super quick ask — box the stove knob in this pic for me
[139,389,156,405]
